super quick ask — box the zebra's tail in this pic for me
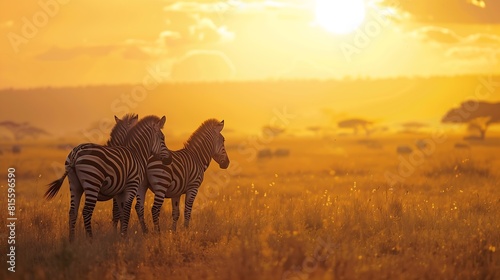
[45,159,74,200]
[46,145,84,200]
[45,169,69,200]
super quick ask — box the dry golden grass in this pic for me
[0,137,499,279]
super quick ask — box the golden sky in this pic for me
[1,0,500,88]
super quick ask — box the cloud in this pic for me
[392,0,500,24]
[36,45,118,61]
[163,1,306,14]
[188,16,235,43]
[409,24,500,70]
[170,50,236,81]
[446,46,499,60]
[36,44,154,61]
[413,26,500,47]
[443,46,499,72]
[412,26,462,44]
[164,1,231,14]
[159,13,234,49]
[465,33,500,45]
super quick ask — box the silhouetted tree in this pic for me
[442,101,500,140]
[0,121,50,141]
[338,118,373,136]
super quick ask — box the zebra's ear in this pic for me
[217,120,224,132]
[158,116,166,129]
[130,115,139,125]
[114,116,120,123]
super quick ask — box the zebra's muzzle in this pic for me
[219,159,229,169]
[162,155,173,165]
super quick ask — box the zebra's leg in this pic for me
[151,191,167,233]
[184,189,199,228]
[68,170,83,242]
[81,183,100,240]
[112,198,120,232]
[135,182,149,234]
[118,188,137,237]
[171,196,180,232]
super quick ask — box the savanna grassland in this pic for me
[0,136,499,280]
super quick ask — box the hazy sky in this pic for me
[1,0,500,88]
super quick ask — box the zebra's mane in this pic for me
[124,115,163,145]
[106,113,138,146]
[184,119,220,149]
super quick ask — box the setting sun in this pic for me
[315,0,366,34]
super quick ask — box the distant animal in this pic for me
[132,119,230,233]
[257,149,273,159]
[396,145,413,154]
[45,115,172,241]
[274,148,290,157]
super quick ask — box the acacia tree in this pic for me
[442,101,500,140]
[0,121,50,141]
[338,118,373,136]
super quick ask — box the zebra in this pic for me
[64,113,140,228]
[45,115,173,241]
[133,119,230,233]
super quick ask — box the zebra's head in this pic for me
[115,114,139,127]
[152,116,173,165]
[107,114,139,146]
[213,120,230,169]
[127,115,172,165]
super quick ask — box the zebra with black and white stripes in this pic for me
[45,115,173,241]
[134,119,229,233]
[63,113,140,228]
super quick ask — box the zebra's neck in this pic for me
[127,137,150,165]
[185,141,212,170]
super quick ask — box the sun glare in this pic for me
[315,0,366,35]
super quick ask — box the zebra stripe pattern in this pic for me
[63,114,138,175]
[134,119,229,233]
[45,115,172,241]
[51,114,139,230]
[73,114,141,227]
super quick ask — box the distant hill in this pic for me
[1,76,499,140]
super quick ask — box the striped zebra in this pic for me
[64,113,139,228]
[45,115,172,241]
[133,119,229,233]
